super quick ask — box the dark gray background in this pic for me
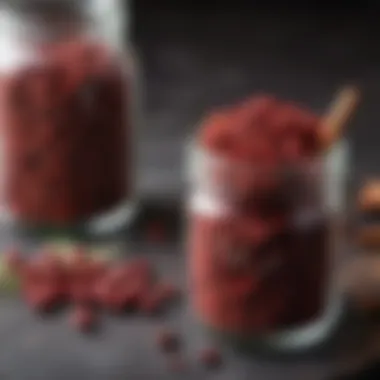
[135,2,380,198]
[1,2,380,379]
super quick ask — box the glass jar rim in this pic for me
[188,138,348,175]
[0,0,90,43]
[1,0,84,14]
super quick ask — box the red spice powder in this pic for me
[190,96,330,334]
[2,39,131,224]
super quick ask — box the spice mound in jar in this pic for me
[3,40,130,224]
[190,95,332,334]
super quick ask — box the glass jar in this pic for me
[187,139,349,352]
[0,0,137,235]
[89,0,129,50]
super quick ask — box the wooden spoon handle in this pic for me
[319,86,360,151]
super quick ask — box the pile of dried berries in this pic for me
[4,247,179,332]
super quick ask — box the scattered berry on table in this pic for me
[156,328,181,353]
[69,305,97,332]
[4,248,25,274]
[199,348,223,369]
[167,354,186,373]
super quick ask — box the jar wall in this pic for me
[187,141,349,351]
[0,0,137,234]
[89,0,129,50]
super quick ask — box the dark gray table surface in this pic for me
[0,210,378,380]
[2,4,380,380]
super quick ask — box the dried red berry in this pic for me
[67,253,107,304]
[90,259,108,277]
[108,287,139,313]
[199,348,222,369]
[71,284,94,304]
[93,277,115,308]
[66,248,93,275]
[25,286,60,312]
[139,291,163,315]
[69,305,97,332]
[156,329,181,353]
[281,135,304,163]
[200,111,235,153]
[239,95,278,126]
[138,280,177,315]
[128,259,154,281]
[122,259,155,299]
[167,354,186,373]
[103,265,126,286]
[104,292,127,312]
[21,251,68,307]
[94,269,139,313]
[4,248,24,274]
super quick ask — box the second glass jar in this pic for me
[187,139,349,352]
[0,0,137,234]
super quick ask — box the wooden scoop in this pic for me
[319,86,360,151]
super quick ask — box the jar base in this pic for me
[0,198,138,238]
[258,297,344,352]
[199,297,344,354]
[85,198,138,236]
